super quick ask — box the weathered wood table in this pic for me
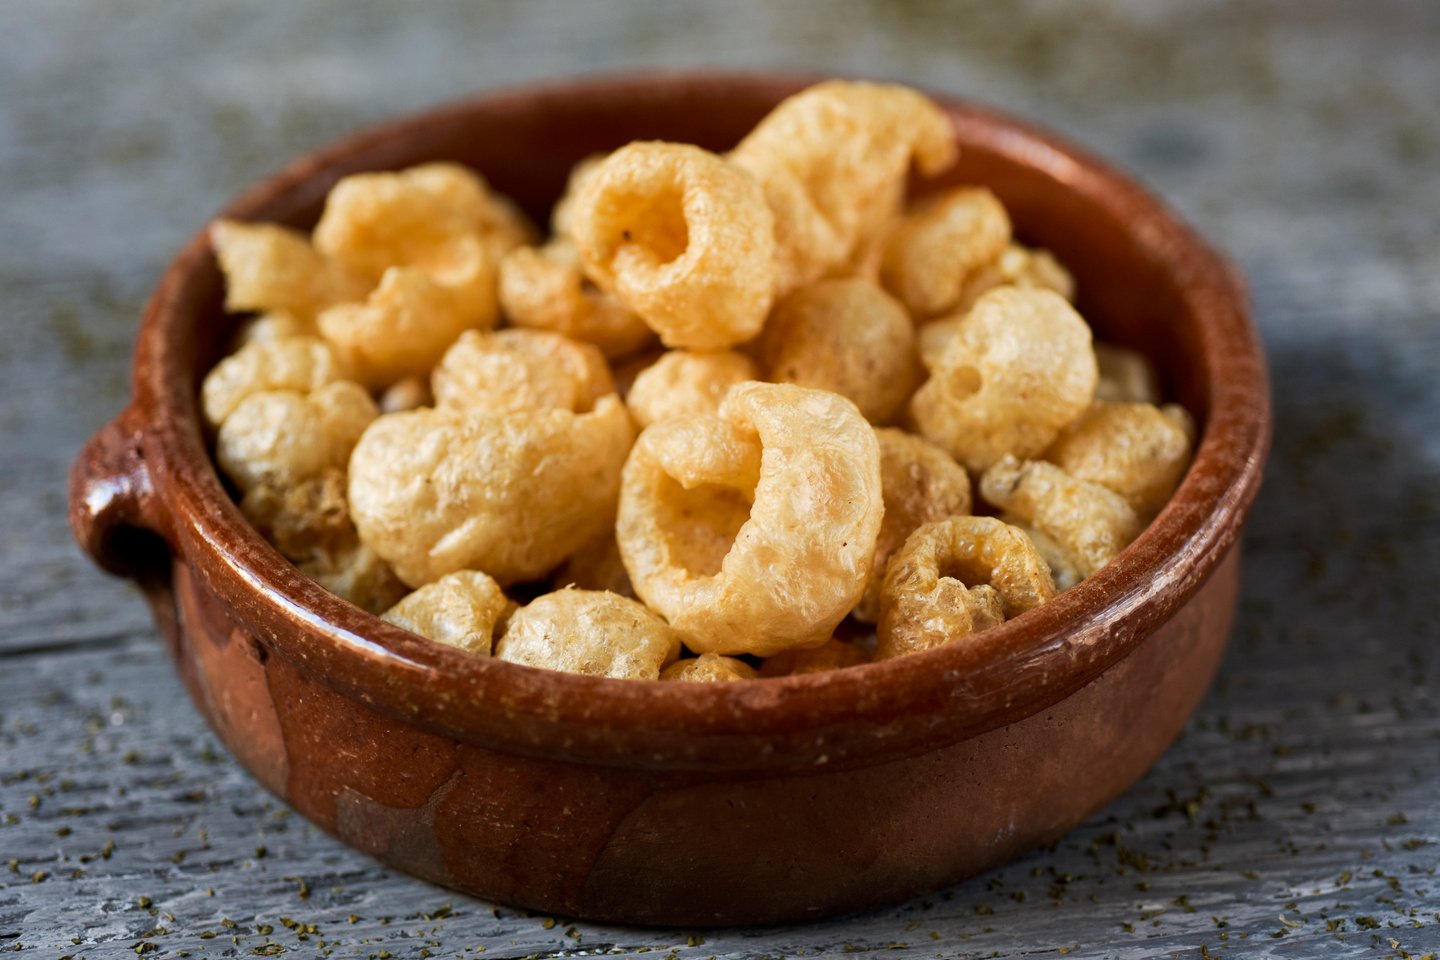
[3,2,1437,957]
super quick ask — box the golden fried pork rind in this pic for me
[200,335,348,429]
[1044,401,1195,518]
[660,653,758,683]
[879,187,1011,318]
[909,288,1096,472]
[625,349,758,428]
[431,328,614,415]
[240,468,406,614]
[348,397,634,587]
[979,455,1143,579]
[756,277,921,424]
[495,590,681,680]
[571,141,777,350]
[1094,341,1163,404]
[216,381,376,495]
[617,382,882,657]
[381,570,512,656]
[729,80,957,294]
[876,516,1054,660]
[498,241,655,359]
[210,219,366,322]
[759,637,871,677]
[312,169,504,387]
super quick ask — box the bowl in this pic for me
[69,72,1270,926]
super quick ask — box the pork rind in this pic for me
[431,328,615,415]
[952,242,1076,315]
[853,428,973,624]
[1094,341,1162,404]
[617,382,882,657]
[979,455,1143,579]
[240,468,406,614]
[313,169,503,387]
[210,219,366,322]
[876,516,1055,661]
[381,569,512,655]
[729,80,957,294]
[1044,401,1196,517]
[348,396,634,587]
[312,169,498,307]
[495,590,681,680]
[216,381,377,494]
[396,162,535,262]
[759,637,870,677]
[756,278,920,424]
[231,311,315,350]
[498,241,655,359]
[661,653,757,682]
[201,336,347,429]
[571,142,777,350]
[879,187,1011,318]
[317,265,486,390]
[909,288,1097,472]
[625,349,758,428]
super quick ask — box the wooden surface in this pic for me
[3,1,1438,957]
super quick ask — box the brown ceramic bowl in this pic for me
[69,72,1269,927]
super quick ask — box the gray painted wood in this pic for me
[3,1,1438,957]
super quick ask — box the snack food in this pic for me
[616,382,882,657]
[201,80,1195,680]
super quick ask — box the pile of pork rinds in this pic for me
[200,80,1195,682]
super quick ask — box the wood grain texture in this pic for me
[2,0,1438,957]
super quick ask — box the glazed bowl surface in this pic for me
[70,72,1270,926]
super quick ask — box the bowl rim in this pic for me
[127,70,1270,772]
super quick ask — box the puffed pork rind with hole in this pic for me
[876,515,1054,661]
[617,382,882,657]
[495,590,681,680]
[909,287,1097,472]
[570,141,778,350]
[348,396,634,588]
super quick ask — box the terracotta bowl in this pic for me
[69,72,1270,927]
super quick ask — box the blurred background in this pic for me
[3,2,1437,957]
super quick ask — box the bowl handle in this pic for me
[70,406,180,639]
